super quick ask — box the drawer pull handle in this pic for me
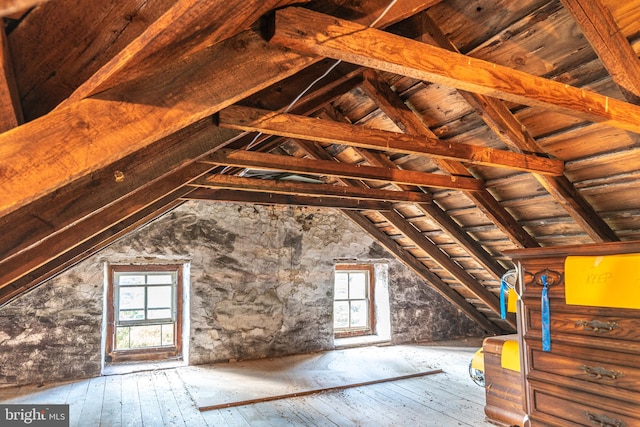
[576,320,619,333]
[580,365,624,380]
[586,411,625,427]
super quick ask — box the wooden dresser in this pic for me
[505,241,640,427]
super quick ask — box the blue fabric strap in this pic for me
[500,277,508,320]
[541,275,551,352]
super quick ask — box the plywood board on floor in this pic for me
[178,344,441,411]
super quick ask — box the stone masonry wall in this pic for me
[0,201,483,387]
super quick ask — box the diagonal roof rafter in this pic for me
[359,69,539,249]
[287,125,512,330]
[416,12,619,243]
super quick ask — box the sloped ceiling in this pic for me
[2,0,640,334]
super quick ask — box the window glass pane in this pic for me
[161,324,174,346]
[119,310,145,321]
[147,286,172,309]
[118,275,145,285]
[147,274,173,285]
[147,308,172,320]
[115,327,131,349]
[333,301,349,328]
[349,272,367,299]
[119,287,145,310]
[350,300,368,328]
[129,325,162,348]
[334,273,349,299]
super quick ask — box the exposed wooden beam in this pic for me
[61,0,429,109]
[270,7,640,135]
[382,210,515,329]
[0,120,239,264]
[0,193,186,306]
[342,210,504,335]
[560,0,640,103]
[0,30,316,218]
[290,134,509,331]
[218,106,564,176]
[61,0,310,105]
[360,70,539,248]
[0,163,213,293]
[9,0,176,120]
[416,201,508,279]
[309,0,442,29]
[418,14,619,243]
[190,175,432,204]
[320,103,509,280]
[0,25,22,132]
[351,147,508,281]
[184,188,394,211]
[0,44,368,300]
[203,149,484,191]
[1,0,433,219]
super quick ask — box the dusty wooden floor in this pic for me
[0,342,495,426]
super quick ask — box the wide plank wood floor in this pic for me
[0,342,495,426]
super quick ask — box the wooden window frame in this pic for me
[334,264,375,338]
[106,264,183,363]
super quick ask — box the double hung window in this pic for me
[106,265,182,362]
[333,265,374,337]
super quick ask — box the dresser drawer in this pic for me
[530,380,640,426]
[528,348,640,404]
[523,303,640,342]
[519,258,565,300]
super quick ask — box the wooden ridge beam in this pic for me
[184,188,394,211]
[270,7,640,135]
[218,106,564,176]
[190,175,433,204]
[360,70,539,248]
[203,148,484,191]
[342,210,504,335]
[560,0,640,103]
[418,14,619,243]
[0,30,316,218]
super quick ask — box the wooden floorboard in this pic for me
[121,373,143,427]
[101,374,123,427]
[0,342,495,426]
[79,376,106,426]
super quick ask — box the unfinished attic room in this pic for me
[4,0,640,426]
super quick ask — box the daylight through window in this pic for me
[334,265,374,337]
[106,265,182,362]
